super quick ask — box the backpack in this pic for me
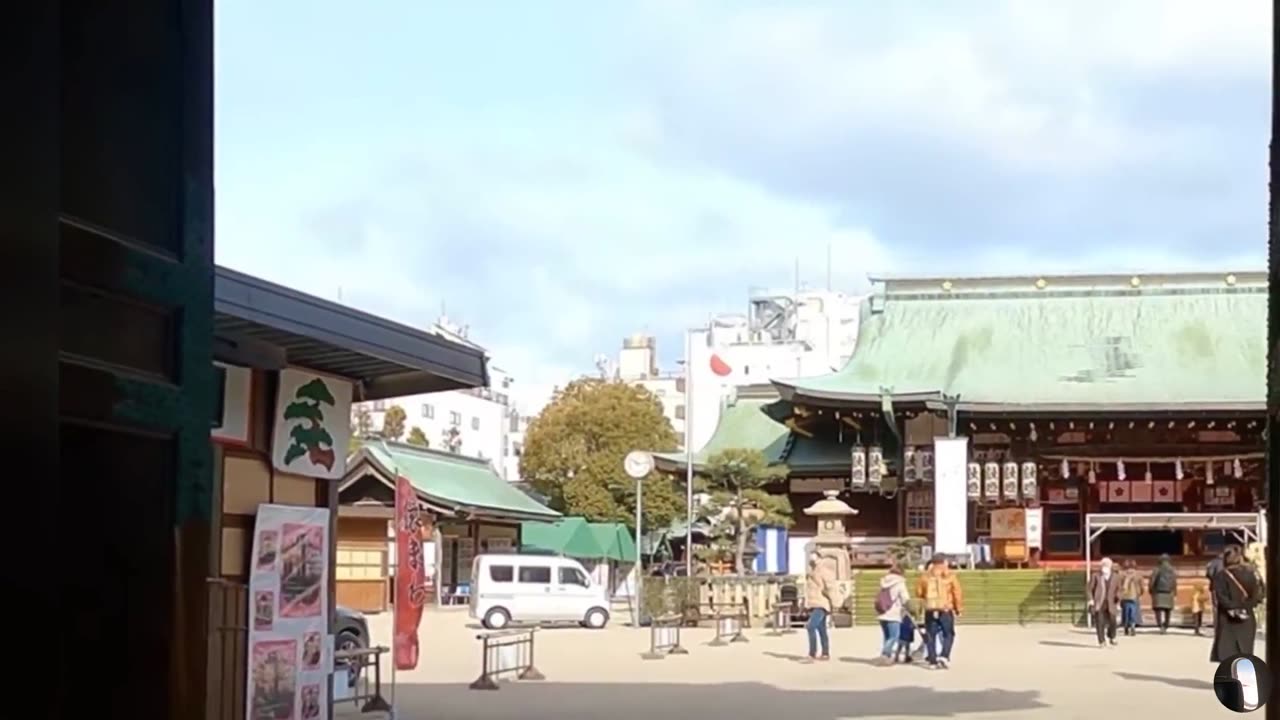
[874,586,895,614]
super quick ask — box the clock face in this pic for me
[624,451,654,478]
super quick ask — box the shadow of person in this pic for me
[1114,671,1213,692]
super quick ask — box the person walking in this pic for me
[1149,554,1178,633]
[1210,545,1264,663]
[1088,557,1122,647]
[873,562,911,666]
[1119,559,1143,635]
[803,553,838,662]
[915,553,963,669]
[1190,580,1211,636]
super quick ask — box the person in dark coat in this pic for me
[1088,557,1123,647]
[1210,545,1264,663]
[1148,554,1178,633]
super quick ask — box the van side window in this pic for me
[558,567,588,587]
[489,565,514,582]
[517,566,551,584]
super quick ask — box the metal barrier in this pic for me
[642,614,689,659]
[769,602,797,635]
[709,610,748,646]
[333,645,392,713]
[470,629,545,690]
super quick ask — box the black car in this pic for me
[334,606,369,686]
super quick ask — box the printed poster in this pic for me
[394,475,434,670]
[247,504,331,720]
[271,368,354,480]
[933,436,970,556]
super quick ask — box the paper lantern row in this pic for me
[966,460,1037,501]
[850,446,886,488]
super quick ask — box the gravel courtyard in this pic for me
[336,609,1258,720]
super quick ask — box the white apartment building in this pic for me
[605,288,864,452]
[354,316,526,482]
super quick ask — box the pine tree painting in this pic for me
[282,378,338,470]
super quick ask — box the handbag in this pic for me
[1222,569,1253,622]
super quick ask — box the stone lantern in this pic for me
[802,490,858,611]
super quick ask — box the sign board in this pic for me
[246,504,332,720]
[990,508,1025,540]
[1024,507,1043,549]
[933,437,970,555]
[271,368,354,480]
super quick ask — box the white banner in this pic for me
[271,368,353,480]
[933,437,970,556]
[1024,507,1043,550]
[246,504,332,720]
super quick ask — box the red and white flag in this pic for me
[394,475,432,670]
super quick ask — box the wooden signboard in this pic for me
[989,508,1026,540]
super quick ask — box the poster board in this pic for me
[933,436,970,555]
[247,504,332,720]
[989,508,1026,540]
[271,368,354,480]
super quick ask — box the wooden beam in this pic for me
[785,417,814,438]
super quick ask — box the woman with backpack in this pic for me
[873,563,911,666]
[1148,554,1178,633]
[1210,544,1264,662]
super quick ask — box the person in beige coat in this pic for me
[804,553,839,661]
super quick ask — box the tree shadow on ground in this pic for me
[393,681,1050,720]
[1114,671,1213,691]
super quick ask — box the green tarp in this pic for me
[520,517,636,562]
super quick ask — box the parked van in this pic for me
[470,554,611,630]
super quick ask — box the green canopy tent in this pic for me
[587,522,637,564]
[520,517,606,559]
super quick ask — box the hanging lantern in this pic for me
[966,462,981,498]
[1206,460,1215,486]
[1116,460,1126,481]
[1087,463,1096,485]
[1002,460,1019,499]
[903,447,917,484]
[1060,458,1070,479]
[919,448,934,483]
[868,446,883,487]
[1175,458,1184,480]
[1144,462,1152,484]
[1021,461,1038,499]
[983,461,1001,499]
[850,446,866,488]
[1233,458,1243,479]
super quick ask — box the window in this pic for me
[675,377,686,393]
[514,442,523,457]
[471,416,480,431]
[336,548,386,581]
[509,414,520,432]
[450,411,462,426]
[1045,509,1082,555]
[422,404,434,419]
[905,490,933,535]
[488,564,514,582]
[558,567,589,587]
[972,505,991,534]
[674,404,686,420]
[372,400,387,411]
[517,566,551,584]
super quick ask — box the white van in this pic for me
[469,554,611,630]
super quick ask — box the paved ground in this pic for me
[336,608,1261,719]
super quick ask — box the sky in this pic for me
[213,0,1272,413]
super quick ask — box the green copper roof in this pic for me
[652,392,848,472]
[357,440,560,520]
[775,273,1266,412]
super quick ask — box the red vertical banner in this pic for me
[394,475,431,670]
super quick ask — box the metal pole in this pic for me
[635,477,644,625]
[1084,517,1092,629]
[685,328,695,578]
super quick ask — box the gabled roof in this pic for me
[652,389,848,474]
[339,440,559,521]
[215,266,488,399]
[520,517,604,558]
[774,272,1266,413]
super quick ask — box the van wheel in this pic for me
[583,607,609,629]
[483,608,511,630]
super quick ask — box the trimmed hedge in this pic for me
[850,569,1087,625]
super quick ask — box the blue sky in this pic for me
[214,0,1271,411]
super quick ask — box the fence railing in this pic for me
[470,629,545,690]
[333,645,392,713]
[641,614,689,659]
[768,602,798,635]
[709,608,749,646]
